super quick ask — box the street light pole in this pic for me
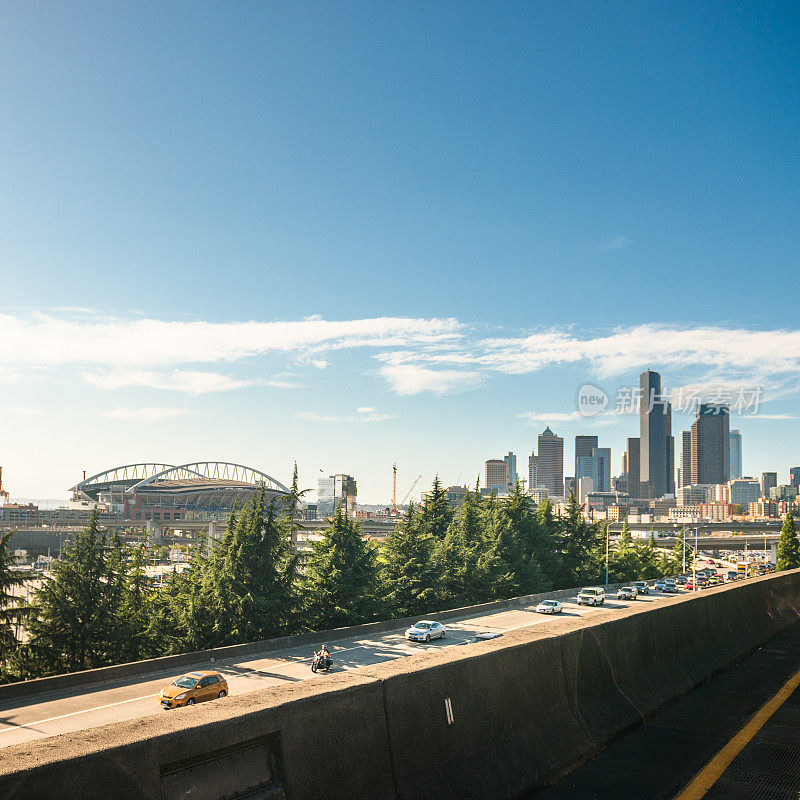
[682,530,686,573]
[693,527,698,591]
[605,525,609,586]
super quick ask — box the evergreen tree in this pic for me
[420,476,453,540]
[300,510,377,631]
[553,493,602,586]
[0,531,25,665]
[378,503,436,617]
[493,487,548,595]
[777,512,800,571]
[117,543,153,662]
[26,510,116,673]
[433,489,505,607]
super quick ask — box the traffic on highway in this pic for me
[0,561,764,750]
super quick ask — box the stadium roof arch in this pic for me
[128,462,290,494]
[71,462,291,511]
[70,463,178,498]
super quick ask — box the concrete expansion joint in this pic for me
[593,630,646,725]
[566,629,599,757]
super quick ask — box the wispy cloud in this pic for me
[0,313,462,369]
[102,407,197,422]
[378,364,482,396]
[601,236,631,251]
[517,410,617,426]
[295,408,393,423]
[7,406,44,417]
[83,369,254,395]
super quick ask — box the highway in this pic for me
[0,585,687,749]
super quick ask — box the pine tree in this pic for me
[554,492,602,586]
[433,488,503,607]
[777,512,800,571]
[300,510,377,631]
[26,510,116,673]
[420,476,453,540]
[0,532,25,665]
[378,503,436,617]
[493,487,547,595]
[117,543,152,662]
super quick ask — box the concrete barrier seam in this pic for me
[593,626,646,726]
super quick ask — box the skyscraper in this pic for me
[537,427,564,497]
[762,472,778,497]
[484,460,507,491]
[729,430,743,480]
[503,451,518,490]
[574,436,598,484]
[690,404,730,485]
[576,446,611,492]
[317,474,357,518]
[528,452,539,490]
[626,438,640,498]
[639,370,673,498]
[680,431,692,488]
[790,467,800,489]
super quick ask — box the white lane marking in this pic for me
[0,692,161,732]
[0,646,377,733]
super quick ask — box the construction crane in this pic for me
[400,474,423,507]
[0,467,9,504]
[392,463,397,515]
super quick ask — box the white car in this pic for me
[617,586,638,600]
[405,620,446,642]
[577,587,605,606]
[535,600,563,614]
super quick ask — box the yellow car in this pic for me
[159,670,228,709]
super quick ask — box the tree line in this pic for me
[0,475,703,681]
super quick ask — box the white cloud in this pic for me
[745,413,798,421]
[378,364,482,396]
[603,236,630,251]
[517,410,617,426]
[265,377,304,389]
[82,369,254,395]
[7,406,44,417]
[103,407,196,422]
[0,313,462,368]
[518,411,583,423]
[474,325,800,380]
[295,408,393,423]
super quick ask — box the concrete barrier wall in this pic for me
[0,581,631,702]
[2,570,799,800]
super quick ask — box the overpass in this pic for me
[1,570,799,799]
[1,518,398,557]
[606,520,783,535]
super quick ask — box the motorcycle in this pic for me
[311,651,332,673]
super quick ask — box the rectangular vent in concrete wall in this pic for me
[160,732,285,800]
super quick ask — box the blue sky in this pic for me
[1,2,799,502]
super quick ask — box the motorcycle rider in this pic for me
[320,643,331,669]
[313,644,332,670]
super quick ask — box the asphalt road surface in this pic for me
[0,587,687,749]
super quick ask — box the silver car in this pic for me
[535,600,563,614]
[405,620,446,642]
[617,586,638,600]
